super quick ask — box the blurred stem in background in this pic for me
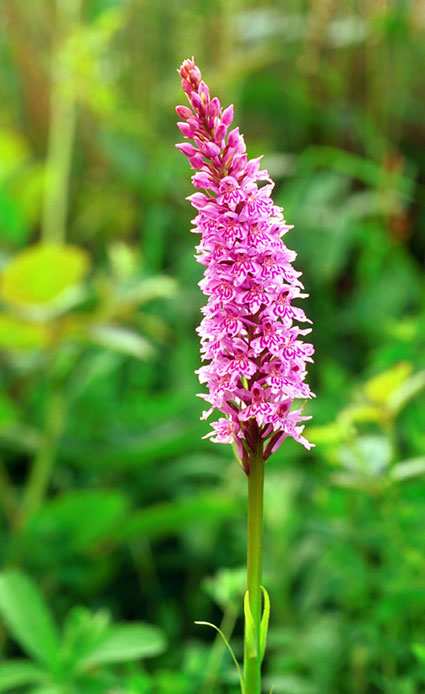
[20,384,65,527]
[20,0,81,525]
[41,0,81,244]
[0,457,19,529]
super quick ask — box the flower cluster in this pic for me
[176,58,315,472]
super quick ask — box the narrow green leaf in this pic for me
[390,457,425,481]
[389,370,425,413]
[0,571,60,669]
[90,325,154,360]
[259,586,271,663]
[0,661,45,692]
[79,623,166,667]
[195,621,245,694]
[243,591,257,659]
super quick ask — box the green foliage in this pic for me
[0,570,166,694]
[0,572,60,670]
[0,244,90,308]
[0,1,424,692]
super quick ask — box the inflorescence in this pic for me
[176,58,315,473]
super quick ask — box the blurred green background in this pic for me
[0,1,424,692]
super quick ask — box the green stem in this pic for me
[244,441,265,694]
[20,389,65,526]
[0,456,19,529]
[41,0,81,244]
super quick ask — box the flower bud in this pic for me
[222,104,234,126]
[214,123,227,143]
[186,192,209,209]
[181,78,192,94]
[175,142,198,157]
[176,105,193,119]
[203,142,220,158]
[192,172,213,189]
[246,156,263,178]
[177,122,194,138]
[185,118,197,130]
[208,97,221,118]
[189,66,202,86]
[188,153,205,169]
[199,80,210,101]
[228,127,240,149]
[191,93,202,111]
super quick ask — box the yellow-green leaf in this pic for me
[243,591,257,659]
[0,314,48,350]
[0,243,90,307]
[363,362,412,406]
[259,586,270,663]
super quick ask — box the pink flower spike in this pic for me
[176,58,315,464]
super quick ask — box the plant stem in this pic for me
[244,440,265,694]
[20,388,65,526]
[41,0,81,244]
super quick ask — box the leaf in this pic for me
[390,457,425,482]
[195,621,245,694]
[79,623,166,667]
[89,325,154,360]
[0,243,90,307]
[339,436,392,476]
[61,607,111,672]
[413,643,425,663]
[259,586,271,663]
[30,490,129,551]
[120,494,239,541]
[0,571,60,669]
[339,404,383,426]
[389,370,425,413]
[203,567,246,611]
[0,661,45,692]
[0,314,48,351]
[243,591,257,659]
[363,362,412,406]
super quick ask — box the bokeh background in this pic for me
[0,1,424,693]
